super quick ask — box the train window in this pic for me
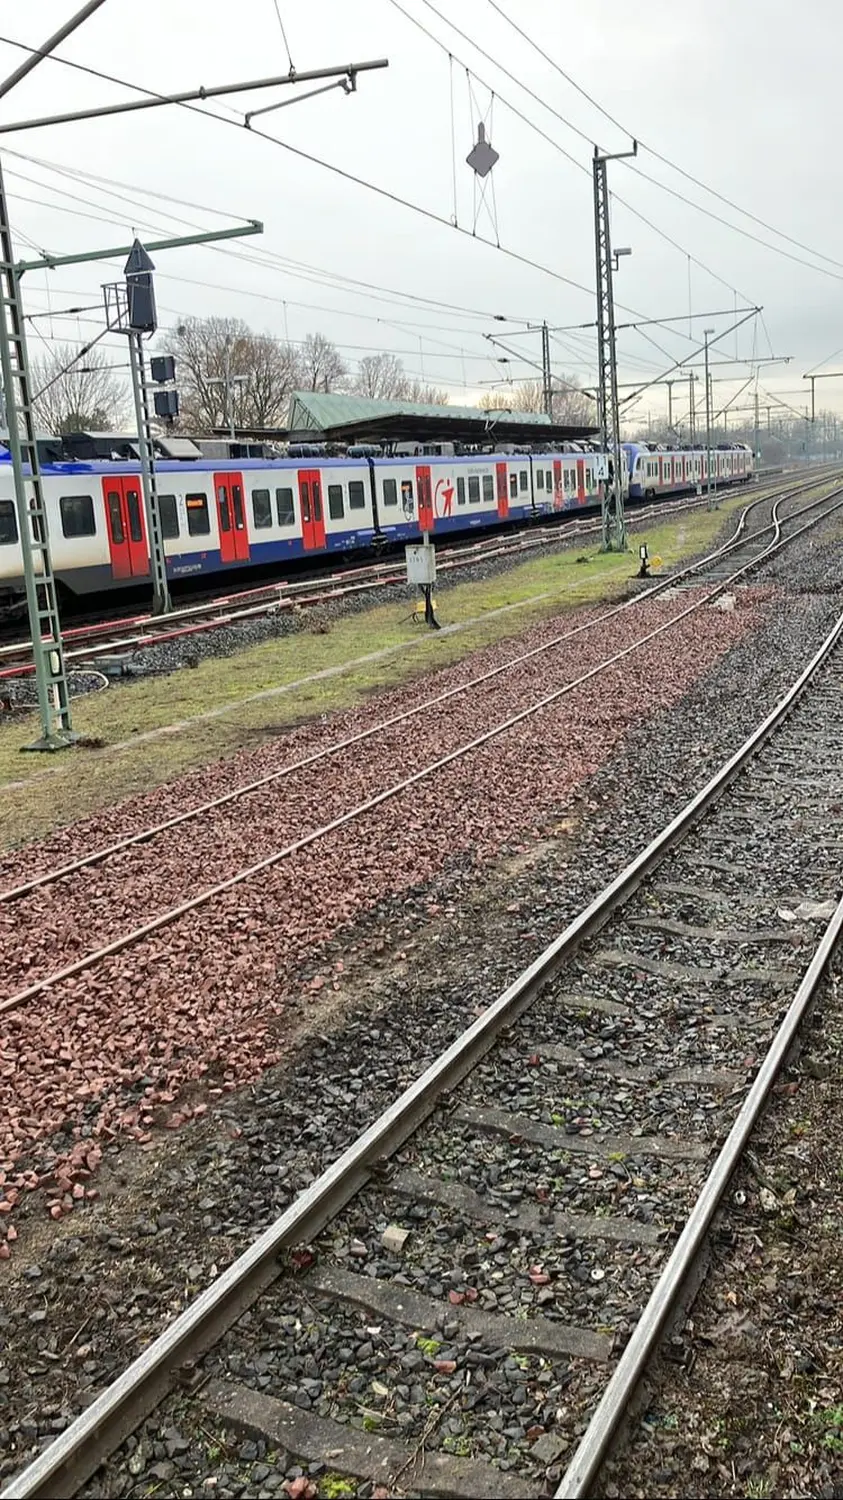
[482,474,494,504]
[468,475,480,502]
[509,473,518,499]
[60,494,95,538]
[251,488,272,529]
[327,484,344,520]
[300,482,312,524]
[457,476,466,504]
[519,470,528,491]
[217,485,231,531]
[348,480,366,511]
[126,488,143,543]
[186,492,210,536]
[536,468,544,489]
[106,491,123,544]
[312,480,323,524]
[276,487,295,526]
[0,499,17,545]
[382,478,397,507]
[545,470,552,490]
[159,494,179,539]
[232,483,245,531]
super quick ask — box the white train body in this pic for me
[0,440,751,602]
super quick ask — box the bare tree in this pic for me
[298,331,348,393]
[482,375,595,428]
[30,341,130,434]
[166,316,301,431]
[350,352,449,405]
[352,352,406,400]
[399,376,450,405]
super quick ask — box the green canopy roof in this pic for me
[288,390,556,433]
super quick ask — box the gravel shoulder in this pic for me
[0,511,841,1493]
[0,493,746,847]
[0,586,761,1216]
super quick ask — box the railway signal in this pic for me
[150,356,180,424]
[103,241,172,615]
[0,27,388,745]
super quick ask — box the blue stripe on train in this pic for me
[52,500,582,593]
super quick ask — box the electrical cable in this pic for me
[269,0,295,74]
[385,0,756,320]
[1,156,545,327]
[484,0,843,278]
[0,29,597,304]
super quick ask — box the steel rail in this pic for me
[0,476,822,905]
[0,507,629,673]
[555,886,843,1499]
[6,593,843,1500]
[0,484,836,1000]
[2,486,840,1016]
[0,472,812,678]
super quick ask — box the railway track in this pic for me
[5,516,843,1500]
[6,471,840,1008]
[0,474,811,682]
[1,475,840,1018]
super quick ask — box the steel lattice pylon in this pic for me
[593,142,636,552]
[0,158,76,748]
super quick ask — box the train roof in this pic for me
[0,449,605,477]
[623,440,752,454]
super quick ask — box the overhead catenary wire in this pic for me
[0,23,758,345]
[0,19,787,409]
[4,146,546,328]
[804,343,843,377]
[4,148,566,398]
[407,0,843,292]
[0,30,600,307]
[385,0,754,313]
[483,0,843,280]
[269,0,296,75]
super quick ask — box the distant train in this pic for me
[624,441,753,500]
[0,438,753,606]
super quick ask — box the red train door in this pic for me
[576,457,586,503]
[495,461,509,519]
[103,476,148,580]
[297,469,326,551]
[214,471,250,563]
[553,458,563,509]
[416,464,434,531]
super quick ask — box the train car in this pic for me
[624,442,753,500]
[0,443,615,606]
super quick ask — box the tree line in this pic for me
[29,314,593,437]
[630,408,842,465]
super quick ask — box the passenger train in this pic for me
[624,441,753,500]
[0,438,753,607]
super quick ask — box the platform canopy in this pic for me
[285,390,598,446]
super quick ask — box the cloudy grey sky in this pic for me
[1,0,842,431]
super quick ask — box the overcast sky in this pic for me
[1,0,842,432]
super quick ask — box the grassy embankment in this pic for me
[0,496,748,848]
